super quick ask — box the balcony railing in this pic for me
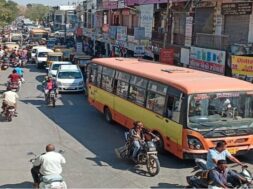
[193,33,229,50]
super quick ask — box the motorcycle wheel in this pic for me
[146,155,160,176]
[7,114,12,122]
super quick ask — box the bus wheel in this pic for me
[104,107,113,123]
[154,133,165,153]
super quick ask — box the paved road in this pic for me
[0,65,252,188]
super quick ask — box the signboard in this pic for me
[109,26,117,40]
[134,45,145,57]
[232,56,253,77]
[116,26,127,41]
[134,27,145,40]
[160,48,174,65]
[221,2,252,15]
[140,4,153,39]
[185,17,193,47]
[180,48,190,65]
[76,42,83,53]
[190,47,226,74]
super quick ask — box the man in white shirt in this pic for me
[1,89,19,113]
[31,144,66,188]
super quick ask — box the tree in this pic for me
[25,4,49,22]
[0,0,18,27]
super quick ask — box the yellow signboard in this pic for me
[232,56,253,77]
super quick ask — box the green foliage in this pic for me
[25,4,49,21]
[0,0,18,27]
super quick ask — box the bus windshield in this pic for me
[188,92,253,132]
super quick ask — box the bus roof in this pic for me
[92,58,253,94]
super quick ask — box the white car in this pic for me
[35,48,53,69]
[31,46,47,62]
[48,61,72,77]
[56,65,84,92]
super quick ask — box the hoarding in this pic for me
[232,56,253,77]
[190,47,226,74]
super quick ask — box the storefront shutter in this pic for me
[224,15,250,45]
[194,7,214,34]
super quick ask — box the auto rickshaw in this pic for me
[73,54,92,75]
[47,52,63,67]
[62,48,74,61]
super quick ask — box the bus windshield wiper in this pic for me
[203,127,222,137]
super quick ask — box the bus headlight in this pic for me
[187,136,204,150]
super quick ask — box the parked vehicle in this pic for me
[1,58,9,70]
[119,131,160,176]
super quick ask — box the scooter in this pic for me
[28,151,67,189]
[6,80,21,92]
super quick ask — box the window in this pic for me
[116,71,130,98]
[146,81,167,115]
[129,76,148,106]
[166,95,181,123]
[88,64,103,87]
[101,67,115,92]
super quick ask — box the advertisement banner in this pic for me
[140,4,153,39]
[126,0,167,6]
[232,56,253,77]
[109,26,117,40]
[134,45,145,57]
[116,26,127,41]
[160,48,174,65]
[190,47,226,74]
[134,27,145,40]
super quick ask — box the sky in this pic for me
[12,0,80,6]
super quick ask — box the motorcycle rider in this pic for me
[8,69,21,88]
[43,76,57,101]
[1,88,19,114]
[129,121,145,162]
[31,144,66,188]
[208,160,251,189]
[15,66,24,78]
[206,141,244,170]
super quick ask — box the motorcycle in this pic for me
[1,58,9,70]
[7,81,21,92]
[28,151,67,189]
[119,131,160,176]
[44,89,56,107]
[1,105,15,122]
[186,159,253,188]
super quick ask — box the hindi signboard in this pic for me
[232,56,253,77]
[160,48,174,65]
[221,2,252,15]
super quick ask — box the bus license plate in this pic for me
[228,148,237,154]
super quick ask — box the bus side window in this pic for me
[166,95,181,123]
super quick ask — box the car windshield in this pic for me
[52,64,66,70]
[38,52,48,57]
[49,56,60,61]
[188,92,253,131]
[58,71,82,79]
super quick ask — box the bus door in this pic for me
[163,92,184,154]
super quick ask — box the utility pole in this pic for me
[163,0,172,48]
[64,10,67,44]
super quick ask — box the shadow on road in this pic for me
[20,91,193,174]
[0,181,33,188]
[26,64,46,74]
[151,182,185,188]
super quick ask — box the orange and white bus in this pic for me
[87,58,253,159]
